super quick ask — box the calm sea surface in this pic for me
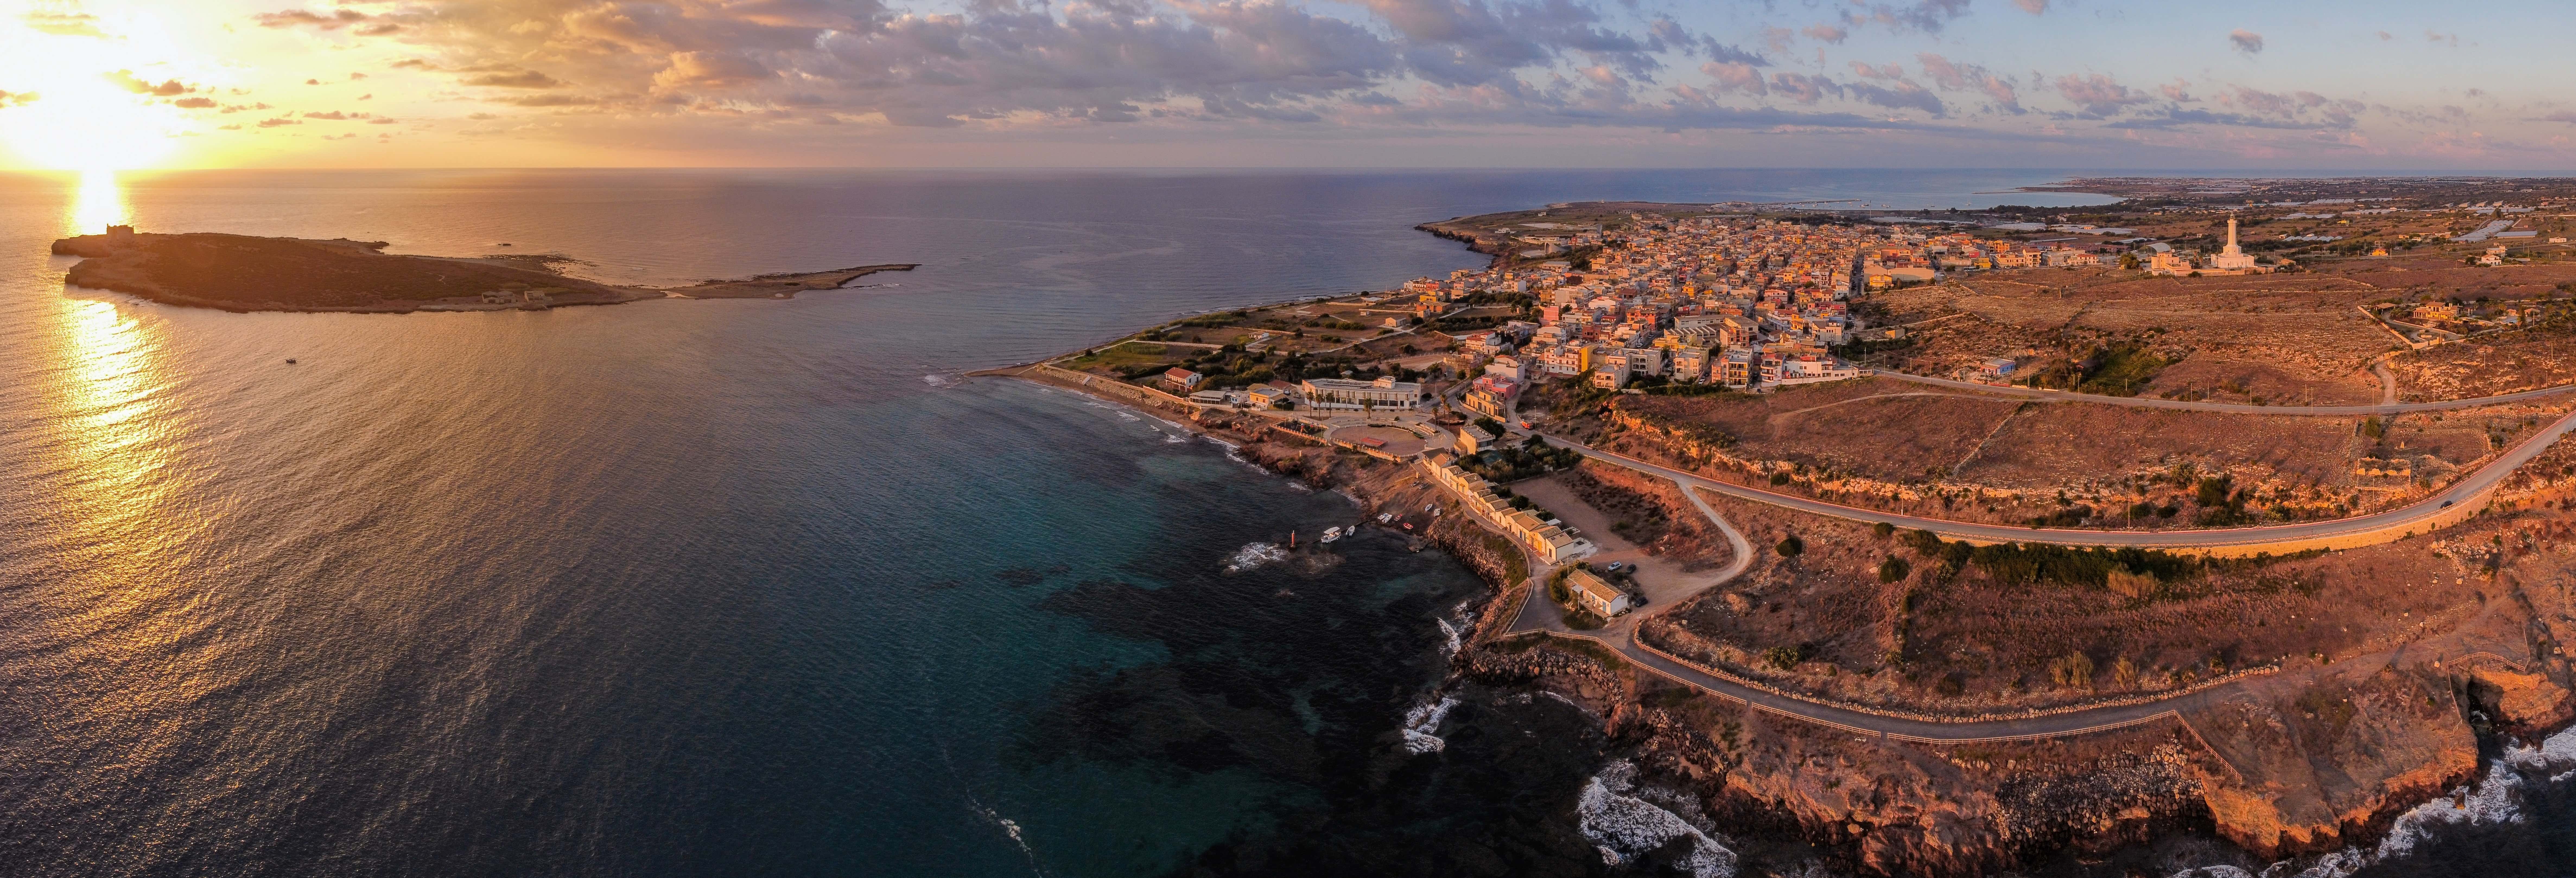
[2,168,2546,877]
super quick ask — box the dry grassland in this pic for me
[1648,486,2571,715]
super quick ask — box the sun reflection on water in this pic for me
[45,297,189,578]
[67,169,129,237]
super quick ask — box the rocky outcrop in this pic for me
[2184,666,2480,858]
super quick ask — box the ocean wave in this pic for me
[1160,431,1186,443]
[1578,761,1737,877]
[1114,411,1140,422]
[1223,542,1288,574]
[1399,696,1457,755]
[923,373,960,388]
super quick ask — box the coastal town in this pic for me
[990,180,2576,874]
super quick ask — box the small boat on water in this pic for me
[1319,526,1342,543]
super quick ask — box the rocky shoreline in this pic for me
[1006,366,2576,877]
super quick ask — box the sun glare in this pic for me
[0,5,192,171]
[68,168,128,236]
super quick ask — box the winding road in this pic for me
[1487,376,2576,741]
[1503,470,2278,742]
[1865,369,2576,414]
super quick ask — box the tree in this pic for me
[1877,555,1910,583]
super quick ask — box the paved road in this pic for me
[1532,400,2576,551]
[1867,370,2576,415]
[1505,472,2267,742]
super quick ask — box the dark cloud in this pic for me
[1846,80,1942,116]
[2228,29,2263,55]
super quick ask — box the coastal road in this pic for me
[1506,474,2266,743]
[1863,369,2576,415]
[1530,398,2576,552]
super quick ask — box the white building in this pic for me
[2209,216,2259,272]
[1298,376,1425,411]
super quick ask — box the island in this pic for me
[990,182,2576,876]
[51,227,914,313]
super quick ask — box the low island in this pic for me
[51,227,914,313]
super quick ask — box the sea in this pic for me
[0,168,2561,877]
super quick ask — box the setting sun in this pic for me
[0,2,192,170]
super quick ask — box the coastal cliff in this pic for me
[1009,366,2576,876]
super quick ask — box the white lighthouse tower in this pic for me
[2210,215,2258,272]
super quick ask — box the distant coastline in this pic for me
[51,228,914,314]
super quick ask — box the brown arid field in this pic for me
[1536,459,1731,569]
[1866,270,2397,405]
[1644,485,2576,717]
[1593,377,2566,526]
[2388,327,2576,400]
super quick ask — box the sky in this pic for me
[0,0,2571,171]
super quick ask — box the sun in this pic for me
[0,5,193,171]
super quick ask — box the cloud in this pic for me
[1845,0,1974,35]
[2376,30,2393,40]
[1802,24,1848,44]
[171,97,217,108]
[488,94,599,107]
[24,11,108,37]
[253,8,371,30]
[303,111,351,120]
[2228,29,2263,55]
[2158,79,2192,102]
[2053,73,2147,116]
[459,67,564,89]
[2426,29,2458,47]
[1768,72,1838,104]
[256,116,300,127]
[653,51,774,91]
[1849,62,1902,80]
[1701,61,1765,96]
[105,69,193,96]
[2012,0,2048,13]
[0,90,36,107]
[369,116,399,124]
[1846,80,1943,116]
[1916,53,2018,113]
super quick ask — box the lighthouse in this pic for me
[2210,215,2258,272]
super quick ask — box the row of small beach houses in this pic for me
[1422,454,1596,566]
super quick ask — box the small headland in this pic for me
[51,228,913,313]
